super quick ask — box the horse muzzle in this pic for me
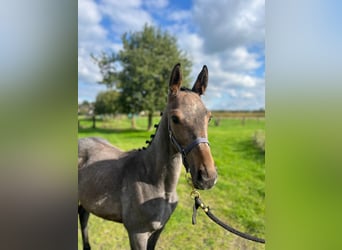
[192,165,218,190]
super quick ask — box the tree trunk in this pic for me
[92,115,96,129]
[147,112,153,131]
[131,115,136,129]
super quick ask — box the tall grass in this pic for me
[78,116,265,249]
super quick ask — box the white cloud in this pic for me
[159,25,264,110]
[166,0,265,110]
[78,0,107,42]
[224,47,262,72]
[241,91,255,98]
[98,0,154,35]
[78,0,102,25]
[78,0,156,94]
[78,0,124,87]
[78,0,265,109]
[193,0,264,52]
[167,10,192,22]
[78,48,101,84]
[78,0,109,86]
[143,0,169,9]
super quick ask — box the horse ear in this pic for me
[192,65,208,96]
[169,63,182,95]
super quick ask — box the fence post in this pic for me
[241,116,245,126]
[92,115,96,129]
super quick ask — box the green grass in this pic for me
[78,116,265,249]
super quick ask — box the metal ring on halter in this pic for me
[190,190,200,199]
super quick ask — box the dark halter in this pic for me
[168,119,210,172]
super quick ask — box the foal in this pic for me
[78,64,217,249]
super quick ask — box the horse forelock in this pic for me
[180,86,192,92]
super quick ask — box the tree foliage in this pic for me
[91,52,118,88]
[94,90,119,115]
[94,24,192,129]
[78,100,93,115]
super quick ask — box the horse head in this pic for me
[167,63,217,190]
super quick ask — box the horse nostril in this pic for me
[198,169,207,181]
[195,167,217,190]
[197,169,210,182]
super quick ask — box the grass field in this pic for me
[78,115,265,249]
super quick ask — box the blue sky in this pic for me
[78,0,265,110]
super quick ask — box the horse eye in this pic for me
[208,116,212,123]
[171,115,180,124]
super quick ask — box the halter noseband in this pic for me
[168,119,210,172]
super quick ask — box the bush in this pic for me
[254,130,265,152]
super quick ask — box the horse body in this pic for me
[78,64,217,250]
[79,112,182,249]
[78,137,124,169]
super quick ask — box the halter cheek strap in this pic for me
[168,121,210,172]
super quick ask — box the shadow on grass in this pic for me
[234,139,265,164]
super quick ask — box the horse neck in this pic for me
[144,111,182,193]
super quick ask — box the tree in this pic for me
[78,100,92,115]
[94,90,120,115]
[91,51,118,89]
[94,24,192,130]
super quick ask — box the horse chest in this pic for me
[121,184,178,230]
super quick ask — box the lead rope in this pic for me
[185,174,266,244]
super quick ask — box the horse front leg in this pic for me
[128,232,150,250]
[147,226,165,250]
[78,205,91,250]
